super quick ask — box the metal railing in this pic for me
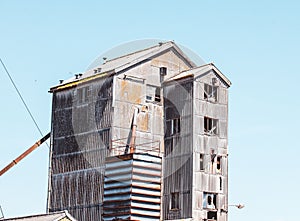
[110,137,161,156]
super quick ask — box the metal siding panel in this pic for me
[49,76,113,221]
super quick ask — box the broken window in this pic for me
[204,83,218,102]
[203,192,217,210]
[146,85,161,103]
[207,211,217,220]
[171,118,180,135]
[170,192,179,210]
[204,117,218,135]
[200,154,204,171]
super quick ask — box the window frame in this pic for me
[77,86,91,104]
[204,83,218,102]
[203,192,217,210]
[170,192,180,210]
[146,85,161,104]
[204,117,219,135]
[170,118,180,135]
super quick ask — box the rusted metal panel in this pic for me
[137,111,149,132]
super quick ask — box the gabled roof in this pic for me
[164,63,232,87]
[50,41,197,92]
[2,211,77,221]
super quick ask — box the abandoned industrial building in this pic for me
[47,41,231,221]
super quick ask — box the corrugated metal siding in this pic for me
[163,78,193,220]
[192,72,228,221]
[49,76,113,221]
[103,153,162,221]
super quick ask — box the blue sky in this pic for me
[0,1,300,220]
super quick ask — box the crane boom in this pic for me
[0,132,50,177]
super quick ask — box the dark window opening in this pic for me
[220,177,222,191]
[171,192,179,210]
[200,154,204,171]
[171,118,180,135]
[217,156,221,171]
[207,211,217,220]
[204,83,218,102]
[204,117,218,135]
[155,87,161,102]
[160,67,167,76]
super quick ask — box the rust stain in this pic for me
[120,79,142,104]
[137,112,148,132]
[154,105,163,117]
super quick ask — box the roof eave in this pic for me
[162,63,232,87]
[49,70,115,93]
[209,63,232,87]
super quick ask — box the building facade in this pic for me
[48,41,231,221]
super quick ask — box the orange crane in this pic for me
[0,132,50,177]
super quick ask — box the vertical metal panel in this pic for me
[163,78,193,220]
[192,72,229,221]
[49,76,113,221]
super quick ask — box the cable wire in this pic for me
[0,58,49,147]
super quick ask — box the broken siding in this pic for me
[163,78,193,220]
[49,76,113,221]
[192,71,228,221]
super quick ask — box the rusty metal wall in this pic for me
[48,76,113,221]
[163,78,193,220]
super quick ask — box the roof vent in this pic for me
[158,42,163,46]
[79,73,83,78]
[97,68,102,73]
[59,80,64,84]
[75,74,79,79]
[103,57,107,64]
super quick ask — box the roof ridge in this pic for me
[104,41,173,64]
[163,63,211,82]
